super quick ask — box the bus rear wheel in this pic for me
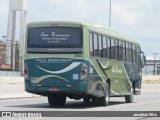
[125,89,134,103]
[83,97,91,103]
[92,83,110,106]
[48,95,57,106]
[48,95,66,106]
[58,95,66,106]
[92,97,99,106]
[99,83,110,106]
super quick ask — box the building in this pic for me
[0,39,19,70]
[0,40,6,66]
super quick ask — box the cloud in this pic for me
[107,0,160,55]
[0,0,9,37]
[112,4,137,26]
[28,0,109,25]
[1,0,160,55]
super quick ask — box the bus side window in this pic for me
[126,42,130,62]
[130,43,133,63]
[111,38,115,59]
[90,33,93,56]
[119,40,123,61]
[102,36,107,58]
[98,35,102,58]
[115,39,119,60]
[136,45,141,66]
[93,33,98,57]
[132,44,136,63]
[107,37,111,59]
[123,42,126,61]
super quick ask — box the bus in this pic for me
[24,21,146,106]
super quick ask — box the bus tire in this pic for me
[83,97,90,103]
[57,95,66,106]
[92,96,99,106]
[48,95,58,106]
[125,89,134,103]
[99,83,110,106]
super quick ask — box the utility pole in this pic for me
[152,53,159,75]
[5,0,27,72]
[109,0,112,28]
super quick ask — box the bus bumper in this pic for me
[25,80,88,95]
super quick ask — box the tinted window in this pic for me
[107,37,111,59]
[102,36,107,58]
[111,38,115,59]
[126,42,130,62]
[93,33,98,57]
[130,44,133,63]
[115,40,119,60]
[98,35,102,57]
[90,33,93,56]
[119,40,123,61]
[27,26,83,53]
[132,44,136,63]
[123,42,126,61]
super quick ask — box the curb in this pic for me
[0,93,42,100]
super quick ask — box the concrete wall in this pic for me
[142,75,160,81]
[0,76,24,83]
[0,76,160,99]
[2,75,160,84]
[0,77,40,99]
[0,70,21,76]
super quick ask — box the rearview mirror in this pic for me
[141,51,146,68]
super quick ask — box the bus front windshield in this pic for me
[27,26,83,54]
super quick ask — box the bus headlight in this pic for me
[80,63,88,80]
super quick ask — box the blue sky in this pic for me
[0,0,160,57]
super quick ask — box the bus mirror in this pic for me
[141,51,146,68]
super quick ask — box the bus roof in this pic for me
[28,21,139,45]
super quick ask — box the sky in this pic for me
[0,0,160,57]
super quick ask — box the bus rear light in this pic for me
[80,63,88,80]
[24,64,28,79]
[24,69,27,75]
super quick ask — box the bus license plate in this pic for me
[49,87,59,92]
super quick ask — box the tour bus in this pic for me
[24,21,146,106]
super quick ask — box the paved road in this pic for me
[0,90,160,119]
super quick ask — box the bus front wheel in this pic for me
[125,89,134,103]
